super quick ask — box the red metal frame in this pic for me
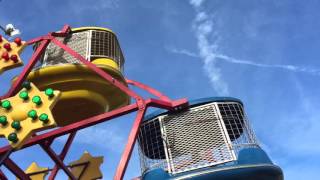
[48,132,76,180]
[0,25,188,180]
[0,169,8,180]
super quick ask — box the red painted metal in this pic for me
[48,132,77,180]
[0,103,138,155]
[0,148,13,168]
[126,79,172,101]
[1,39,50,99]
[0,169,8,180]
[114,107,147,180]
[3,158,30,180]
[50,36,142,101]
[26,35,49,45]
[40,142,76,180]
[0,25,189,179]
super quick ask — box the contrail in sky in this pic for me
[184,0,320,95]
[170,48,320,76]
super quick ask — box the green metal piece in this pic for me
[28,110,38,120]
[19,91,29,100]
[45,88,54,97]
[8,133,18,143]
[0,116,8,125]
[1,100,11,110]
[22,81,31,90]
[11,121,21,130]
[32,96,42,105]
[39,113,49,123]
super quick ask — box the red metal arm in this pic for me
[126,79,172,102]
[48,132,77,180]
[1,39,50,99]
[50,36,143,102]
[3,158,30,180]
[114,105,147,180]
[0,25,189,180]
[40,142,76,180]
[0,169,8,180]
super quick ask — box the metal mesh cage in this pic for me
[36,29,125,71]
[41,31,90,67]
[91,30,125,70]
[138,118,168,172]
[217,102,258,155]
[137,101,258,175]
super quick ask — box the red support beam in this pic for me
[0,25,189,179]
[0,169,8,180]
[50,36,142,101]
[3,158,30,180]
[126,79,172,101]
[50,24,71,37]
[1,39,50,99]
[0,148,13,167]
[40,142,76,180]
[114,106,147,180]
[146,98,188,110]
[0,103,138,155]
[49,132,77,180]
[26,36,48,45]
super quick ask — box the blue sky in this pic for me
[0,0,319,179]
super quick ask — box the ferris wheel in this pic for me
[0,25,283,180]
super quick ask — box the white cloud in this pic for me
[189,1,229,95]
[168,47,320,76]
[169,48,198,58]
[189,0,206,8]
[185,0,320,97]
[195,12,208,22]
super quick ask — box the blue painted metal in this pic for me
[144,96,243,121]
[140,97,283,180]
[142,147,283,180]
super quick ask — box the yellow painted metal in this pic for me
[0,83,61,149]
[69,151,104,180]
[26,63,130,126]
[17,162,48,180]
[22,26,130,126]
[0,36,26,74]
[92,58,119,70]
[71,26,114,33]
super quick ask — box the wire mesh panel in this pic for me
[42,31,90,67]
[138,118,169,173]
[90,30,125,71]
[161,103,236,174]
[36,29,125,72]
[137,101,259,175]
[217,102,258,156]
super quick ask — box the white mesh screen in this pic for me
[161,103,236,174]
[217,102,258,156]
[91,30,124,71]
[138,118,168,173]
[42,31,89,67]
[138,101,258,175]
[36,30,125,72]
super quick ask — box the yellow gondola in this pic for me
[25,27,130,126]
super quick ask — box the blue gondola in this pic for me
[137,97,283,180]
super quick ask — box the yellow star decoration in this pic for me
[0,35,26,74]
[69,151,104,180]
[17,162,49,180]
[0,82,61,149]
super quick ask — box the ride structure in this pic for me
[0,25,283,180]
